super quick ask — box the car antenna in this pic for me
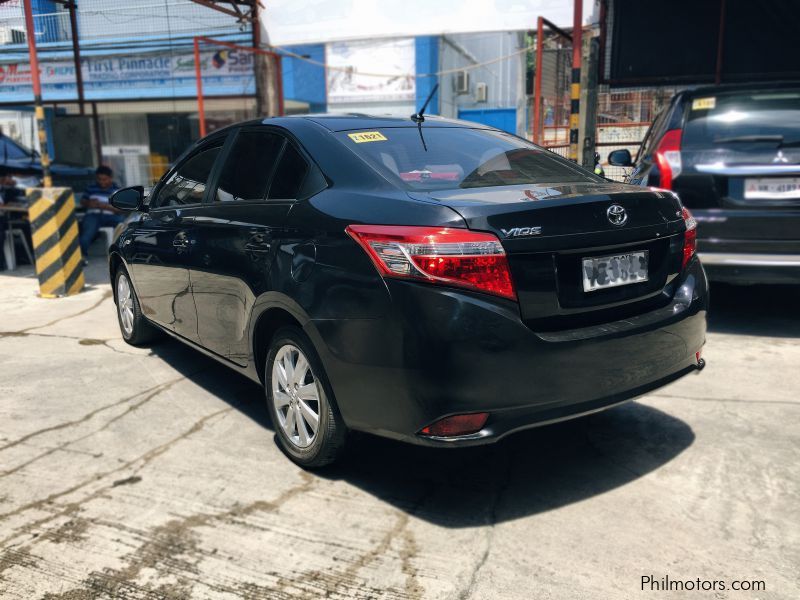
[410,83,439,124]
[412,83,438,152]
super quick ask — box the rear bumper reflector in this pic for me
[419,412,489,437]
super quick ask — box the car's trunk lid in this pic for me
[411,182,687,329]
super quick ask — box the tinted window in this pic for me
[637,109,667,161]
[0,136,32,160]
[683,90,800,148]
[335,128,600,191]
[215,131,284,202]
[269,144,309,200]
[154,144,222,208]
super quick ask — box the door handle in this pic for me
[172,232,190,249]
[245,232,271,253]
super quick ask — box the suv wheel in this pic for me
[115,267,160,346]
[265,326,347,468]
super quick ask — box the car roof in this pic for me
[678,80,800,99]
[296,113,493,132]
[203,114,497,139]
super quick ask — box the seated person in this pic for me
[79,166,122,262]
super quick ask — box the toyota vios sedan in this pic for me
[108,115,707,467]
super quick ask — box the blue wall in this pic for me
[32,0,67,44]
[281,38,438,114]
[281,44,326,112]
[458,108,517,134]
[415,36,439,114]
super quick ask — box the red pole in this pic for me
[533,16,544,145]
[568,0,583,161]
[194,36,207,137]
[23,0,52,186]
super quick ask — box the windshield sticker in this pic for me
[692,97,716,111]
[348,131,388,143]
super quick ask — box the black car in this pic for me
[609,82,800,284]
[0,133,95,190]
[108,115,707,467]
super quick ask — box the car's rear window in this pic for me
[335,127,601,191]
[683,89,800,149]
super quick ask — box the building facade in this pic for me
[1,1,531,187]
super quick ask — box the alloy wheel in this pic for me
[117,273,134,337]
[271,344,321,449]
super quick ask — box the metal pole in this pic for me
[276,55,285,116]
[533,16,544,145]
[23,0,53,187]
[66,1,84,115]
[568,0,583,162]
[194,36,207,137]
[91,100,102,165]
[715,0,726,84]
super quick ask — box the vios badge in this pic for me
[606,204,628,226]
[501,226,542,238]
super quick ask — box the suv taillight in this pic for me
[655,129,682,189]
[345,225,516,300]
[682,207,697,268]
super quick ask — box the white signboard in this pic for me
[327,38,415,104]
[260,0,594,47]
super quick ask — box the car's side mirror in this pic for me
[608,149,633,167]
[110,186,146,212]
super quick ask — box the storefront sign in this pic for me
[0,47,256,101]
[326,38,415,104]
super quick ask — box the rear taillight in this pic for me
[682,207,697,268]
[654,129,682,189]
[345,225,516,300]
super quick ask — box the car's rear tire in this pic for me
[265,326,347,468]
[114,266,161,346]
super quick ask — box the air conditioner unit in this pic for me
[454,70,470,94]
[0,28,26,45]
[475,82,488,103]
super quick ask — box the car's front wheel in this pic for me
[114,267,160,346]
[265,326,347,468]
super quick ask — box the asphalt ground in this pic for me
[0,258,798,599]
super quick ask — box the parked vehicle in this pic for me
[609,82,800,284]
[108,115,707,467]
[0,133,95,190]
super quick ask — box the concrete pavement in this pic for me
[0,259,798,599]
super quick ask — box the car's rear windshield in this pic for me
[683,89,800,149]
[335,127,601,191]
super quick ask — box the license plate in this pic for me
[582,251,649,292]
[744,177,800,199]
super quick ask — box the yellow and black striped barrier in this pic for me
[27,187,84,298]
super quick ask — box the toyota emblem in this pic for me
[607,204,628,226]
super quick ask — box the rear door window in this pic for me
[683,89,800,149]
[335,127,600,191]
[269,143,309,200]
[215,130,285,202]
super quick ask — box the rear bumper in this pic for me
[699,252,800,284]
[313,259,708,447]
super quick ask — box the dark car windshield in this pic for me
[0,135,35,161]
[335,127,601,191]
[683,90,800,149]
